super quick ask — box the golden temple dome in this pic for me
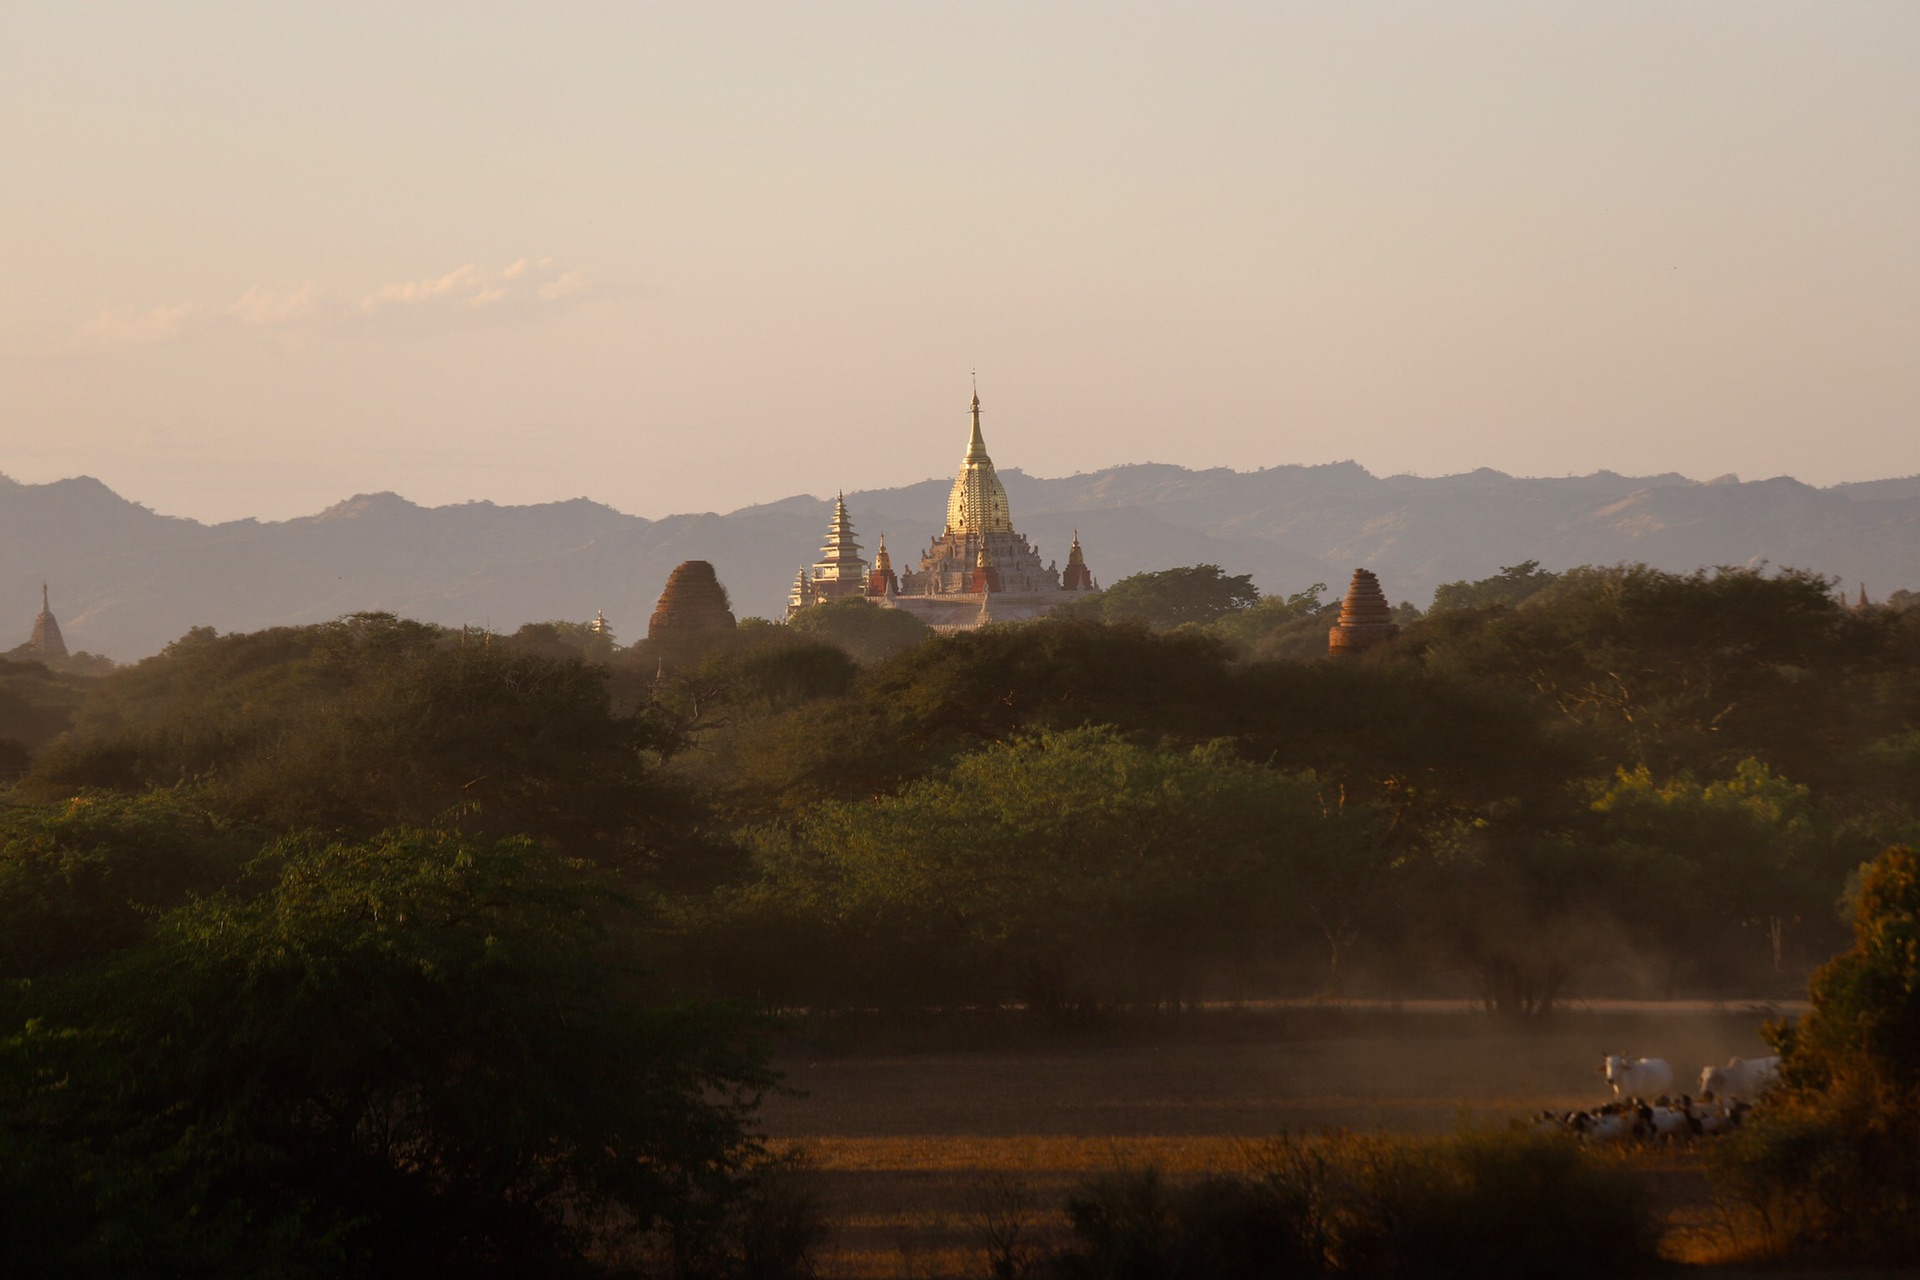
[945,388,1013,536]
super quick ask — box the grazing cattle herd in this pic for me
[1531,1054,1780,1142]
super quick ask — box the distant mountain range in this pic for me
[4,463,1918,661]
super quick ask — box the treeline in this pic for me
[3,561,1920,1270]
[17,564,1920,1015]
[649,562,1919,1015]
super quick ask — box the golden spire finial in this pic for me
[964,379,988,464]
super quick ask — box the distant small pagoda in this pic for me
[1328,569,1398,656]
[24,584,67,659]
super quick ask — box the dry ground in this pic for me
[755,1003,1866,1278]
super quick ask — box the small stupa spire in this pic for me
[866,533,900,598]
[1062,530,1094,591]
[26,582,68,659]
[965,375,989,463]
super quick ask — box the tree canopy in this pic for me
[23,613,710,878]
[1092,564,1261,629]
[0,826,774,1277]
[786,595,932,664]
[1430,560,1560,612]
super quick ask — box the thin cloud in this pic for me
[85,301,205,346]
[230,280,325,327]
[81,260,593,349]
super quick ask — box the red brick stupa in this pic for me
[647,561,737,640]
[1327,569,1398,657]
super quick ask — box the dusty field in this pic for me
[759,1005,1798,1276]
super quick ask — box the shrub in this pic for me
[1050,1128,1656,1280]
[1711,846,1920,1263]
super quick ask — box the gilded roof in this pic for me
[946,392,1014,535]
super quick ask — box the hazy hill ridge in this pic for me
[4,463,1917,661]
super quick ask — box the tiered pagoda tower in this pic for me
[1327,568,1399,656]
[788,492,872,615]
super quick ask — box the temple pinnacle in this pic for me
[965,384,988,463]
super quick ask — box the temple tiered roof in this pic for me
[812,493,868,585]
[788,493,874,614]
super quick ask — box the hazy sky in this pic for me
[3,3,1916,523]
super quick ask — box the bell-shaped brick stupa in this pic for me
[1327,568,1398,657]
[647,561,737,640]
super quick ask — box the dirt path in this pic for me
[759,1010,1784,1276]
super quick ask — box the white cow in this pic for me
[1700,1055,1780,1101]
[1602,1054,1673,1100]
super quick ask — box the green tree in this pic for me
[1205,583,1331,658]
[1096,565,1260,630]
[1716,847,1920,1261]
[507,618,618,663]
[710,728,1332,1017]
[0,791,260,983]
[25,615,703,876]
[1419,823,1630,1019]
[0,656,99,764]
[787,596,932,664]
[1272,796,1400,995]
[1777,846,1920,1092]
[1430,560,1560,612]
[1590,759,1846,988]
[0,827,775,1277]
[1391,564,1880,788]
[726,619,1240,814]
